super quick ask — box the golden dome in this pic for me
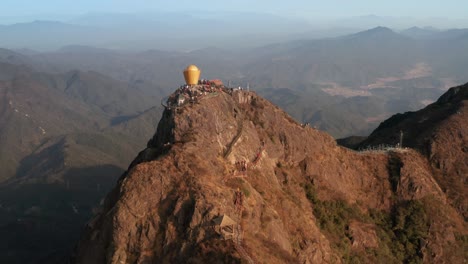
[185,64,199,71]
[183,64,201,85]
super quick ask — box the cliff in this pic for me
[71,87,467,263]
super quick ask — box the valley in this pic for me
[0,22,467,263]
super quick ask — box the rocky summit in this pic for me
[71,85,467,263]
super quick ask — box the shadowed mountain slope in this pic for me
[0,62,161,182]
[0,62,163,263]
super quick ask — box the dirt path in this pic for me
[223,115,244,158]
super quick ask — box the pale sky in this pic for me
[1,0,467,21]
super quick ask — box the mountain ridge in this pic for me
[0,61,163,262]
[359,83,468,219]
[72,85,467,263]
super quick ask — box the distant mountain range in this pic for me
[240,27,467,136]
[1,12,468,51]
[0,59,165,181]
[0,23,468,262]
[0,12,311,51]
[2,25,466,138]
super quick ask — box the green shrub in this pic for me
[369,201,429,264]
[303,183,363,262]
[304,183,429,263]
[242,187,250,197]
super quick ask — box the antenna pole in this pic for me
[399,130,404,148]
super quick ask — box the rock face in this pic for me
[360,83,468,220]
[71,88,467,264]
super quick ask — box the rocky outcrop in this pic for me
[72,87,467,263]
[360,83,468,220]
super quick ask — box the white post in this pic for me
[400,130,404,148]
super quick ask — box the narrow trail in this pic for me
[250,146,265,168]
[235,244,254,264]
[222,92,254,263]
[223,115,244,158]
[235,225,254,264]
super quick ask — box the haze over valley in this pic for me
[4,23,467,138]
[0,1,467,263]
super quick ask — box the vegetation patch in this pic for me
[368,200,430,264]
[304,183,364,263]
[387,154,403,192]
[225,178,250,197]
[304,183,430,263]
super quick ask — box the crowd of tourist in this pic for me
[166,79,250,108]
[166,80,222,107]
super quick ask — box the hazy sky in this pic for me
[1,0,467,21]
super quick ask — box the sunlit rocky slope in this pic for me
[72,85,467,263]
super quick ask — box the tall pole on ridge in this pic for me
[399,130,404,148]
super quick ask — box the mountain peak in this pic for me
[343,26,408,42]
[436,82,468,104]
[370,26,393,32]
[11,20,70,27]
[58,45,115,54]
[400,26,439,38]
[71,82,466,263]
[354,26,395,36]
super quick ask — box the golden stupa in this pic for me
[183,65,201,86]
